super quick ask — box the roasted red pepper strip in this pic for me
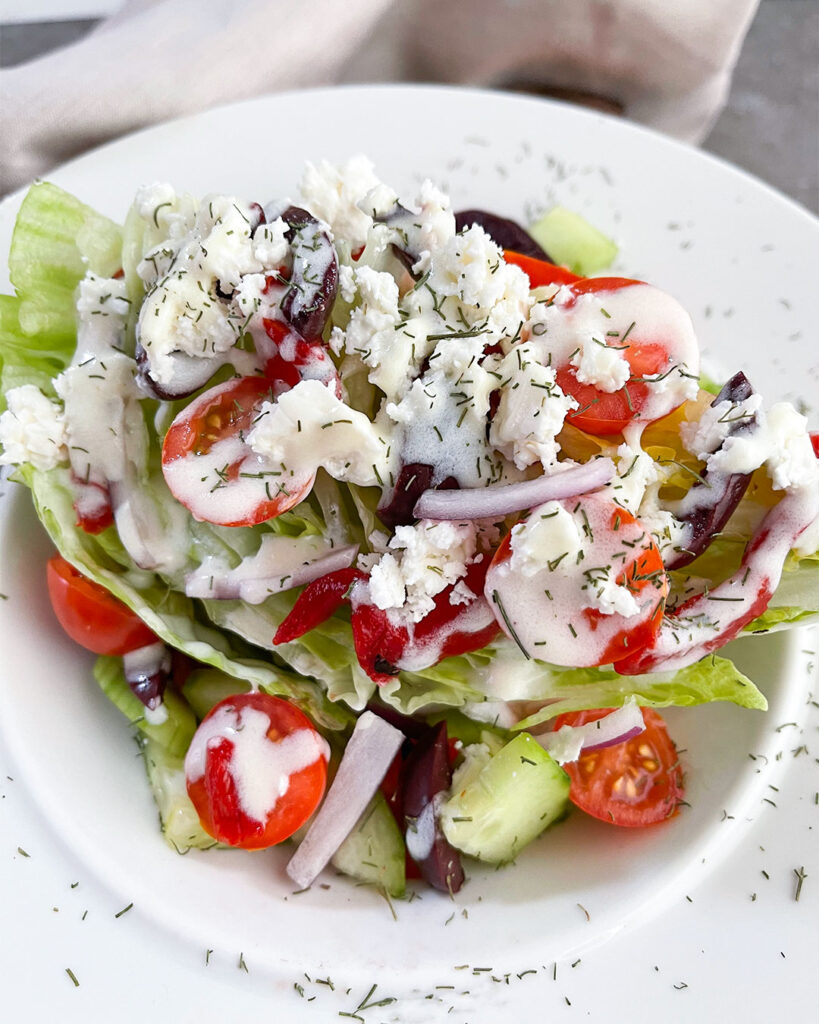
[273,568,366,645]
[503,250,582,288]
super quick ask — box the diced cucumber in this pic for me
[331,791,406,897]
[528,206,617,276]
[440,733,569,864]
[183,667,251,720]
[428,709,508,753]
[140,737,216,852]
[93,655,196,758]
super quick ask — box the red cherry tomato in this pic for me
[552,707,684,827]
[810,432,819,459]
[503,250,581,288]
[550,277,696,436]
[185,692,328,850]
[46,555,156,655]
[161,374,316,527]
[485,498,667,668]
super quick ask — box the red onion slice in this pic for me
[534,700,645,765]
[412,458,615,521]
[185,544,359,603]
[286,712,404,890]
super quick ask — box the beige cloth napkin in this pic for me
[0,0,759,194]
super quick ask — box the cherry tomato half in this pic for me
[161,375,316,527]
[185,692,328,850]
[551,277,697,436]
[484,497,667,668]
[552,707,684,827]
[46,555,156,656]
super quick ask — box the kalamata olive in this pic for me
[134,342,219,401]
[402,722,464,894]
[454,209,552,261]
[280,206,339,339]
[666,372,758,571]
[123,643,171,711]
[377,463,459,528]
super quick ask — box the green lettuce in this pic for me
[512,655,766,731]
[22,462,352,732]
[1,180,814,742]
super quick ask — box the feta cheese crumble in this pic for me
[247,379,391,488]
[0,385,67,471]
[706,402,818,492]
[509,501,583,577]
[369,520,479,622]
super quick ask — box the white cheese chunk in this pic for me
[247,379,391,488]
[707,401,818,492]
[680,394,762,459]
[0,385,67,471]
[509,501,583,577]
[298,155,382,249]
[369,519,479,622]
[489,343,577,470]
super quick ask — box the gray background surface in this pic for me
[1,1,817,213]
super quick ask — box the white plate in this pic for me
[1,85,817,1022]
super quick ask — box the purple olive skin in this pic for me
[134,343,216,401]
[454,209,553,262]
[665,372,757,571]
[378,463,459,529]
[280,206,339,340]
[124,664,167,711]
[402,722,464,894]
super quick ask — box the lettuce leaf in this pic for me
[21,462,352,732]
[512,655,767,731]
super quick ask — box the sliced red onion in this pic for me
[286,712,404,890]
[185,544,359,603]
[413,458,615,521]
[534,701,645,765]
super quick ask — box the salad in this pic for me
[1,156,817,899]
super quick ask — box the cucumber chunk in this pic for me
[183,667,251,720]
[93,655,196,758]
[331,791,406,897]
[440,733,569,864]
[141,737,216,852]
[528,207,617,276]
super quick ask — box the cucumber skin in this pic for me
[141,737,217,852]
[331,791,406,898]
[528,206,617,277]
[183,667,251,720]
[441,733,570,865]
[93,654,196,758]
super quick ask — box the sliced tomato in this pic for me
[810,432,819,459]
[161,374,315,527]
[185,692,328,850]
[484,497,667,668]
[548,277,697,435]
[552,707,684,827]
[46,554,156,656]
[503,250,581,288]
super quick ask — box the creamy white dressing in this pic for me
[627,486,819,673]
[184,704,329,825]
[486,494,666,667]
[185,534,357,603]
[526,281,700,424]
[247,378,391,488]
